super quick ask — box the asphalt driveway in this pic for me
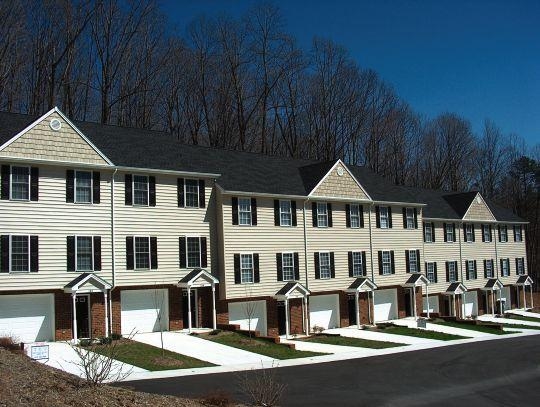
[120,335,540,406]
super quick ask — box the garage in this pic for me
[463,291,478,317]
[120,289,169,335]
[423,295,439,314]
[374,289,398,322]
[228,300,267,336]
[309,294,340,330]
[0,294,54,343]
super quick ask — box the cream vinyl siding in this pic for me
[460,222,497,290]
[0,164,112,289]
[114,172,214,286]
[499,225,527,286]
[311,165,369,200]
[219,194,306,299]
[371,205,424,287]
[463,195,496,221]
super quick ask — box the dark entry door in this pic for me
[277,302,286,335]
[404,289,413,317]
[348,295,357,325]
[443,296,451,317]
[76,295,90,338]
[182,290,197,328]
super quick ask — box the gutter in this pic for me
[109,168,117,333]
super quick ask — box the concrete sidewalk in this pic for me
[389,318,488,338]
[279,337,372,355]
[325,326,441,345]
[133,331,275,366]
[506,309,540,319]
[477,315,540,327]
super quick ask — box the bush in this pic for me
[99,337,113,345]
[79,339,93,347]
[0,336,21,352]
[311,325,325,334]
[200,390,235,406]
[111,333,122,340]
[209,329,221,336]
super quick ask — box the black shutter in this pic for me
[431,223,436,242]
[405,250,410,273]
[93,236,101,271]
[314,252,320,279]
[312,202,318,227]
[149,176,156,206]
[198,179,205,208]
[126,236,134,270]
[179,237,186,268]
[515,258,519,275]
[375,206,381,228]
[30,167,39,201]
[0,235,9,272]
[92,171,100,204]
[200,237,207,268]
[251,198,257,225]
[1,165,9,200]
[472,225,476,242]
[390,250,395,274]
[481,225,486,242]
[232,197,239,225]
[362,252,367,276]
[345,204,351,228]
[276,253,283,281]
[445,262,450,282]
[443,223,447,242]
[177,178,185,207]
[500,259,503,275]
[434,263,438,283]
[483,259,487,278]
[452,224,456,242]
[378,251,383,275]
[360,205,365,228]
[327,203,333,227]
[348,251,353,277]
[234,254,241,283]
[294,252,300,280]
[29,235,38,272]
[67,236,76,271]
[330,252,335,278]
[291,201,297,226]
[465,261,469,280]
[125,174,132,205]
[423,223,426,242]
[416,249,421,272]
[274,200,280,226]
[388,207,393,228]
[414,208,418,229]
[66,170,74,202]
[150,237,158,269]
[402,208,407,228]
[253,253,260,283]
[474,260,477,279]
[463,224,467,241]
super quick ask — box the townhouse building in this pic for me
[0,108,533,343]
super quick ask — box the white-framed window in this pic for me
[238,198,252,226]
[317,202,328,227]
[405,208,415,229]
[280,200,292,226]
[426,262,436,283]
[134,236,150,269]
[500,225,508,242]
[319,252,331,279]
[445,223,455,242]
[352,251,363,277]
[485,259,494,278]
[465,224,474,242]
[10,166,30,200]
[448,261,457,282]
[241,253,254,283]
[133,175,149,206]
[382,250,392,275]
[350,204,361,228]
[424,223,433,243]
[76,236,93,271]
[514,226,523,242]
[282,252,295,281]
[185,179,199,208]
[10,235,30,272]
[75,170,92,203]
[482,225,491,242]
[186,237,201,268]
[408,250,418,273]
[467,260,476,279]
[379,206,389,229]
[501,259,510,277]
[516,258,525,275]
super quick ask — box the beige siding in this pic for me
[0,163,113,290]
[460,223,498,290]
[0,112,108,165]
[463,195,495,221]
[312,165,369,200]
[498,225,528,286]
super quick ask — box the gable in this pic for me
[0,111,109,165]
[312,163,370,200]
[463,194,495,221]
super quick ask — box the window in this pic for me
[185,179,199,208]
[134,237,150,269]
[426,262,436,283]
[241,254,254,283]
[280,200,292,226]
[408,250,418,273]
[516,258,525,275]
[448,261,457,282]
[349,204,361,228]
[379,206,389,229]
[282,253,295,281]
[424,223,433,243]
[382,251,392,275]
[499,225,508,242]
[76,236,93,271]
[514,226,523,242]
[10,235,29,272]
[405,208,415,229]
[501,259,510,277]
[187,237,201,268]
[352,252,363,277]
[482,225,492,243]
[485,259,494,278]
[319,252,331,279]
[317,202,328,227]
[75,171,92,203]
[133,175,149,206]
[238,198,252,225]
[10,166,29,200]
[466,260,476,280]
[444,223,455,242]
[465,224,474,242]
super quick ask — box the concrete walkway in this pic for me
[477,314,540,327]
[279,337,371,355]
[389,318,490,338]
[325,326,441,345]
[506,309,540,319]
[133,331,275,366]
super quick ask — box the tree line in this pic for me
[0,0,538,288]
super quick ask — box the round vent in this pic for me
[337,166,344,176]
[476,196,481,204]
[50,118,62,131]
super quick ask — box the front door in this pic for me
[348,295,357,325]
[277,301,286,335]
[76,295,91,338]
[404,289,413,317]
[182,290,197,328]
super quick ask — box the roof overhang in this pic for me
[403,273,430,287]
[64,273,112,293]
[274,282,310,300]
[443,282,468,295]
[346,277,378,293]
[514,275,534,286]
[177,268,218,288]
[481,278,504,291]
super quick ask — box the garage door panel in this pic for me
[500,287,511,311]
[464,291,478,317]
[121,289,168,335]
[423,296,439,314]
[309,295,339,330]
[228,300,267,336]
[0,294,54,343]
[374,289,398,322]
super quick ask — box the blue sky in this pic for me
[161,0,540,144]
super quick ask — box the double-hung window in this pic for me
[352,251,363,277]
[516,258,525,275]
[349,204,361,228]
[381,251,392,275]
[76,236,93,271]
[499,225,508,242]
[10,235,29,272]
[448,261,457,282]
[514,226,523,242]
[482,225,492,242]
[134,237,150,269]
[186,237,201,268]
[317,202,328,227]
[379,207,389,229]
[485,259,494,278]
[10,166,30,200]
[424,223,433,243]
[405,208,415,229]
[185,179,199,208]
[241,254,254,283]
[445,223,455,242]
[75,171,92,203]
[133,175,149,206]
[465,224,474,242]
[467,260,476,280]
[282,253,295,281]
[408,250,418,273]
[426,262,436,283]
[280,200,292,226]
[238,198,252,225]
[501,258,510,277]
[318,252,331,279]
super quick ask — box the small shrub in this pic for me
[209,329,221,336]
[190,332,200,336]
[200,390,235,406]
[99,336,113,345]
[311,325,324,334]
[0,336,21,352]
[79,338,93,347]
[111,333,122,340]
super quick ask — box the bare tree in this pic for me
[238,363,286,407]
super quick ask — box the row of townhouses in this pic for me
[0,108,534,343]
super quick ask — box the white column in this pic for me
[523,286,527,309]
[355,291,360,329]
[187,287,192,333]
[211,284,217,330]
[462,293,466,317]
[303,297,308,334]
[491,291,495,316]
[284,297,290,339]
[72,293,78,342]
[413,287,417,319]
[104,291,109,337]
[531,286,534,309]
[305,297,310,333]
[426,285,430,319]
[367,291,372,324]
[453,294,456,317]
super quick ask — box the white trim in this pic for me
[239,252,255,284]
[380,250,392,275]
[279,199,293,227]
[238,197,253,226]
[75,235,94,272]
[8,234,31,273]
[132,174,150,207]
[424,216,528,224]
[134,235,151,270]
[316,201,329,228]
[318,251,332,279]
[74,170,93,204]
[349,203,361,228]
[185,236,203,269]
[462,192,497,221]
[9,164,30,201]
[351,251,364,277]
[184,178,200,208]
[281,252,296,281]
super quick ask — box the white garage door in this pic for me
[374,289,398,322]
[228,300,267,336]
[121,289,169,335]
[500,287,511,312]
[423,295,439,314]
[0,294,54,343]
[309,294,340,330]
[463,291,478,317]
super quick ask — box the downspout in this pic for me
[368,203,375,324]
[109,168,117,334]
[458,221,465,317]
[493,224,499,277]
[302,199,310,333]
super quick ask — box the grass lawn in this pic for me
[431,319,510,335]
[90,339,214,371]
[372,325,468,341]
[300,334,406,349]
[504,314,540,323]
[199,331,326,359]
[499,323,540,331]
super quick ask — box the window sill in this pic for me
[8,271,31,274]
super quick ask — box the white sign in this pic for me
[30,345,49,360]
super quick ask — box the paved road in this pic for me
[120,335,540,406]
